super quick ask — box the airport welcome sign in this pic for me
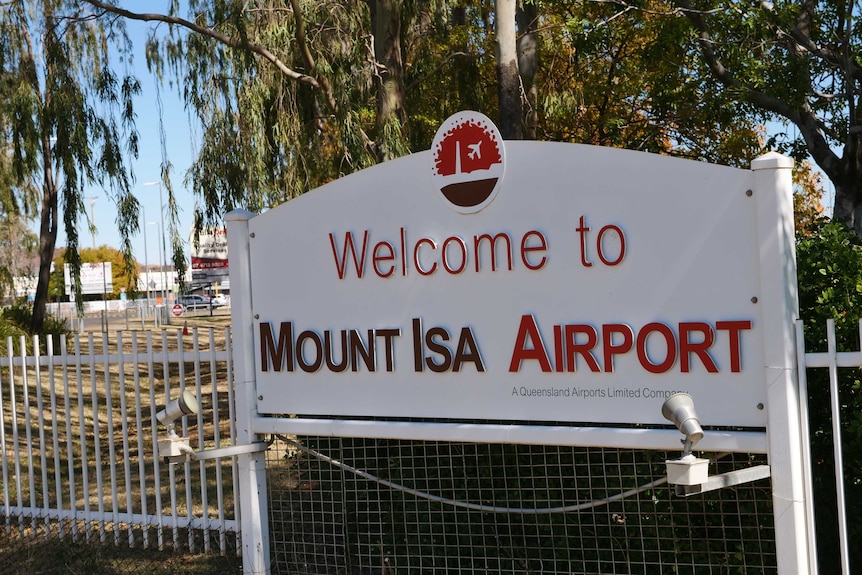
[244,111,784,428]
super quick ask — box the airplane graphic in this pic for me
[467,141,482,160]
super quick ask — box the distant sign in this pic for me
[64,262,112,295]
[172,304,184,317]
[191,226,229,285]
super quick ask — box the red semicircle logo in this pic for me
[431,111,506,214]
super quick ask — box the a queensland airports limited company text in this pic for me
[512,385,686,400]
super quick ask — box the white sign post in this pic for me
[227,112,811,574]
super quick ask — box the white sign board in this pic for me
[64,262,113,295]
[242,114,782,429]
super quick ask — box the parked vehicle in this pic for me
[177,294,223,311]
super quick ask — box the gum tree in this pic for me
[617,0,862,233]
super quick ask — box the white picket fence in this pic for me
[0,328,240,555]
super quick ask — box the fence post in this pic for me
[751,152,811,575]
[226,209,270,575]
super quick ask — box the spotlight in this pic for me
[156,390,200,462]
[662,392,709,486]
[661,392,703,454]
[157,390,200,427]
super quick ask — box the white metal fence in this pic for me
[0,328,240,556]
[0,318,857,574]
[796,318,855,575]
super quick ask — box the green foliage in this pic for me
[540,0,766,163]
[796,219,862,573]
[0,299,68,351]
[0,0,141,331]
[137,0,767,236]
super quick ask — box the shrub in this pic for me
[0,300,69,355]
[796,218,862,573]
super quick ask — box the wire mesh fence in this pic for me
[266,436,775,574]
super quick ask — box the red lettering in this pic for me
[414,238,437,276]
[564,324,601,372]
[636,323,677,374]
[716,320,752,372]
[442,236,467,274]
[679,322,718,373]
[473,233,513,272]
[400,227,407,276]
[597,225,626,266]
[576,215,592,267]
[554,325,564,372]
[521,230,548,270]
[329,231,369,279]
[509,315,552,372]
[602,324,633,373]
[373,241,396,278]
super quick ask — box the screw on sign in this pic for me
[172,303,184,317]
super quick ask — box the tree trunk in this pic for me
[369,0,407,162]
[495,0,522,140]
[516,2,538,140]
[829,133,862,235]
[30,141,59,334]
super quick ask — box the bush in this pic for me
[796,219,862,574]
[0,300,69,355]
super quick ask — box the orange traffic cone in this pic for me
[182,321,189,336]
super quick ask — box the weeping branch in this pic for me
[82,0,337,111]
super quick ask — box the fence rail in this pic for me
[0,328,240,556]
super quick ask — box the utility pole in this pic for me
[144,181,171,324]
[142,205,150,308]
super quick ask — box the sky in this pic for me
[50,14,199,267]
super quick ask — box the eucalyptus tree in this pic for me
[84,0,498,228]
[77,0,771,248]
[575,0,862,232]
[0,0,140,332]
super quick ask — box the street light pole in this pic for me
[157,221,165,301]
[142,205,150,307]
[145,180,171,324]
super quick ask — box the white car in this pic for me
[177,294,222,310]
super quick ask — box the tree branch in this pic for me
[288,0,336,111]
[676,0,842,179]
[81,0,328,96]
[406,51,477,92]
